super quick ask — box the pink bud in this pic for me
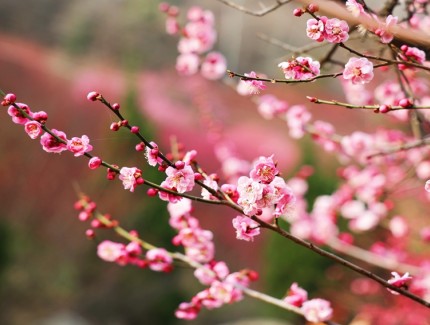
[85,229,96,239]
[4,93,16,104]
[175,161,186,169]
[399,98,413,108]
[91,219,103,228]
[194,172,204,181]
[112,103,120,110]
[110,122,120,131]
[32,111,48,123]
[379,104,391,113]
[293,8,304,17]
[130,126,139,134]
[306,96,318,103]
[400,45,409,52]
[121,120,129,127]
[307,3,319,13]
[87,91,100,101]
[88,156,102,169]
[135,142,145,151]
[147,188,158,196]
[159,2,170,12]
[79,211,91,221]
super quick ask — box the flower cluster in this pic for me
[278,57,320,80]
[283,282,333,323]
[233,155,295,221]
[160,4,227,80]
[306,16,349,43]
[4,94,93,156]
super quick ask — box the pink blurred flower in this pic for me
[387,271,412,294]
[285,105,312,139]
[175,301,201,320]
[194,261,229,285]
[346,0,365,17]
[97,240,126,262]
[200,52,227,80]
[237,71,266,95]
[146,248,173,272]
[284,282,308,307]
[257,95,288,119]
[301,298,333,322]
[176,53,200,76]
[343,57,374,84]
[375,15,398,43]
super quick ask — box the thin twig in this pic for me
[216,0,292,17]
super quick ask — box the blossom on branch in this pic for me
[40,129,68,153]
[232,215,260,241]
[343,57,374,85]
[278,57,320,80]
[67,135,93,157]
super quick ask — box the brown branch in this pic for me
[216,0,292,17]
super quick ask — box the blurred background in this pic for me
[0,0,377,324]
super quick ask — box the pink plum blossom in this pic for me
[324,17,349,43]
[232,215,260,241]
[145,142,162,167]
[237,71,266,95]
[425,179,430,192]
[375,15,398,43]
[306,18,325,42]
[387,271,412,294]
[167,198,193,223]
[24,121,42,139]
[257,95,288,119]
[176,53,200,76]
[8,103,31,124]
[343,57,374,84]
[284,282,308,307]
[165,16,180,35]
[346,0,365,17]
[97,240,126,262]
[185,241,215,263]
[389,216,408,238]
[278,57,320,80]
[285,105,312,139]
[88,156,102,170]
[237,176,263,216]
[119,167,142,192]
[146,248,173,272]
[194,261,229,285]
[401,46,426,64]
[165,164,195,193]
[40,129,68,153]
[250,155,278,184]
[200,52,227,80]
[201,177,219,200]
[301,298,333,323]
[175,302,201,320]
[67,135,93,157]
